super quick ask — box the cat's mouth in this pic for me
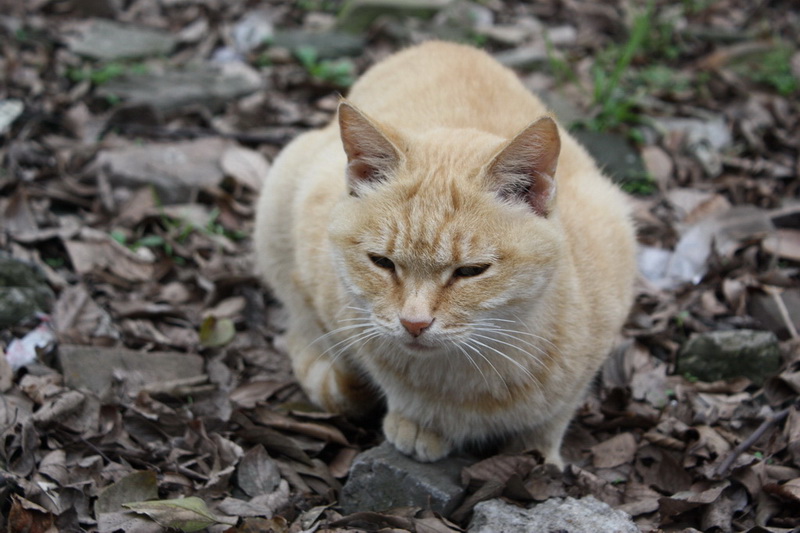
[404,339,436,353]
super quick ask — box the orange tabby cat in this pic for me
[254,41,636,466]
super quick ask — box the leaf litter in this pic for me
[1,0,799,532]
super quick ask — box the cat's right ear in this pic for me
[339,102,401,197]
[486,117,561,217]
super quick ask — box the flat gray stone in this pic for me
[339,441,470,515]
[66,19,176,60]
[58,345,204,402]
[0,256,54,328]
[468,496,638,533]
[493,44,549,70]
[337,0,452,33]
[572,129,648,186]
[271,30,365,59]
[99,61,262,113]
[678,329,781,386]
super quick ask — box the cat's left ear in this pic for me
[338,101,402,197]
[486,117,560,217]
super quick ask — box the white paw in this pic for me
[383,411,451,462]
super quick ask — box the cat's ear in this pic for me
[486,117,560,217]
[338,101,401,197]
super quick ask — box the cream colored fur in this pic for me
[254,41,636,465]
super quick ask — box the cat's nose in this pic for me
[400,318,433,337]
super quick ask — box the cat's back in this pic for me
[346,41,548,136]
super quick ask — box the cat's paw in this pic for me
[383,411,451,462]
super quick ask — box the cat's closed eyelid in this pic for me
[368,254,396,271]
[452,264,491,278]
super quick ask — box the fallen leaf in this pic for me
[123,496,237,532]
[591,432,638,469]
[199,315,236,348]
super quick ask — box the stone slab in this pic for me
[58,344,204,402]
[469,496,638,533]
[339,441,471,516]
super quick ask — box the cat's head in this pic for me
[329,102,563,355]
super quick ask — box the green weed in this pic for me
[620,173,658,195]
[295,45,356,87]
[735,44,798,95]
[68,61,147,86]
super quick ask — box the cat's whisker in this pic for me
[475,319,563,356]
[328,329,383,364]
[471,327,550,361]
[467,337,542,388]
[303,322,375,355]
[460,340,512,394]
[309,325,378,364]
[448,340,490,388]
[470,332,547,369]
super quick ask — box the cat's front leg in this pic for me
[504,412,571,469]
[383,411,451,462]
[286,325,377,418]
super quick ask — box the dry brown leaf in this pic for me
[591,433,638,469]
[252,407,349,445]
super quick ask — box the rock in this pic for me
[95,138,230,204]
[339,441,470,515]
[65,19,177,61]
[572,129,648,185]
[58,344,204,402]
[678,330,781,386]
[493,44,549,70]
[431,1,493,41]
[337,0,453,33]
[468,496,638,533]
[0,255,54,328]
[99,61,262,113]
[271,30,365,59]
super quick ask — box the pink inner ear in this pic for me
[527,173,556,217]
[338,101,401,194]
[347,160,377,181]
[488,117,561,217]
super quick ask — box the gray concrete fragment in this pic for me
[678,329,781,386]
[99,61,262,113]
[572,129,648,186]
[337,0,452,33]
[271,30,365,59]
[339,441,470,515]
[468,496,638,533]
[58,344,204,402]
[66,19,176,60]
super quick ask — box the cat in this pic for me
[254,41,636,466]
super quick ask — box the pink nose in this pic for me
[400,318,433,337]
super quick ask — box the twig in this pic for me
[715,406,792,477]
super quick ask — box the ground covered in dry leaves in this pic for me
[1,0,799,531]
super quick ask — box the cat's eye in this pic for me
[369,254,395,271]
[453,264,490,278]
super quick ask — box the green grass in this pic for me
[734,44,798,95]
[68,61,147,86]
[295,45,356,88]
